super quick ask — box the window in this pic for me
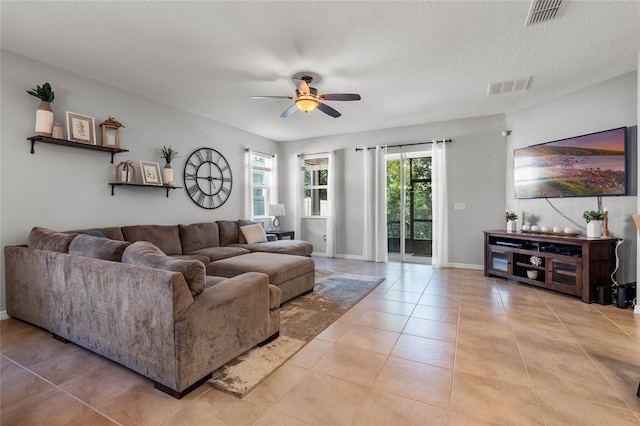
[250,152,275,217]
[302,155,329,216]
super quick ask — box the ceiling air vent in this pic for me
[525,0,567,26]
[487,77,532,96]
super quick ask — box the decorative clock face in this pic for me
[183,148,233,209]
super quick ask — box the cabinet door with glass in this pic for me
[548,258,582,294]
[487,247,512,274]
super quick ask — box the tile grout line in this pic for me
[1,353,124,426]
[497,281,550,426]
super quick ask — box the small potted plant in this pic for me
[160,145,179,185]
[583,210,604,238]
[26,82,55,136]
[505,210,518,232]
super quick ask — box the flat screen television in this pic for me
[514,127,627,199]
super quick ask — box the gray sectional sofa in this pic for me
[4,220,314,398]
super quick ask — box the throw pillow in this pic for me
[240,224,268,244]
[27,227,77,253]
[122,241,205,295]
[69,234,130,262]
[77,230,107,238]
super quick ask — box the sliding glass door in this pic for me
[386,151,432,263]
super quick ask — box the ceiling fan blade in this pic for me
[250,96,292,100]
[320,93,361,101]
[280,104,298,118]
[294,78,310,94]
[317,102,341,118]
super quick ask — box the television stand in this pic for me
[484,230,617,303]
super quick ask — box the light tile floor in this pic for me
[2,257,639,425]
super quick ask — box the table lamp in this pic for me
[269,204,285,230]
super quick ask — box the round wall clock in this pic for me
[183,148,233,209]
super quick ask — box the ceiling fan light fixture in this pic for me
[295,95,318,113]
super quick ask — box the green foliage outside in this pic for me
[387,157,433,240]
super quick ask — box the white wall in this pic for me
[506,71,638,285]
[0,50,279,312]
[278,114,508,266]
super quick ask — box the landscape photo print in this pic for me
[514,127,627,199]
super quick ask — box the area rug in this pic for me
[206,270,385,398]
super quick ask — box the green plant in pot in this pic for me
[583,210,604,238]
[161,145,179,186]
[26,82,55,136]
[505,210,518,232]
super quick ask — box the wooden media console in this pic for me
[484,230,617,303]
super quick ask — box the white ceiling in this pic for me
[2,1,638,142]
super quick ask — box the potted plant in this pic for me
[160,145,179,185]
[583,210,604,238]
[26,82,55,136]
[505,210,518,232]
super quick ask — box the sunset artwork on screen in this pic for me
[514,127,627,199]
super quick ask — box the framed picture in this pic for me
[66,112,96,145]
[140,161,163,186]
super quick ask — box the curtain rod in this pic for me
[355,139,452,152]
[297,151,330,158]
[245,148,275,158]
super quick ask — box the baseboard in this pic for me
[0,311,10,320]
[447,262,484,270]
[333,253,364,260]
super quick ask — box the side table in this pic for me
[268,230,295,240]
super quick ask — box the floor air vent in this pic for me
[525,0,567,26]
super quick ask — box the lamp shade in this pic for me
[269,204,285,217]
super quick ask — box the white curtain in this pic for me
[363,146,388,262]
[326,150,337,257]
[243,149,252,219]
[293,154,303,239]
[432,139,449,267]
[270,154,278,206]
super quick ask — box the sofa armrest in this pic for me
[174,272,280,390]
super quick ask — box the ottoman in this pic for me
[206,252,315,303]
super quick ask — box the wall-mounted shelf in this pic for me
[28,135,129,163]
[109,182,182,198]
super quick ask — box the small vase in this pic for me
[586,221,602,238]
[52,123,63,139]
[35,101,53,136]
[506,220,517,232]
[163,164,173,185]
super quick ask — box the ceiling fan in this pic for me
[250,74,361,118]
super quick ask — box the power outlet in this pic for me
[323,235,327,241]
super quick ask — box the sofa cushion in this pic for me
[71,226,125,241]
[171,254,212,265]
[204,275,228,289]
[69,234,130,262]
[207,252,314,286]
[217,220,239,247]
[77,230,107,238]
[122,241,204,295]
[121,225,182,255]
[188,246,250,262]
[240,224,268,244]
[237,240,313,257]
[27,227,77,253]
[179,222,220,253]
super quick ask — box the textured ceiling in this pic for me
[2,1,638,142]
